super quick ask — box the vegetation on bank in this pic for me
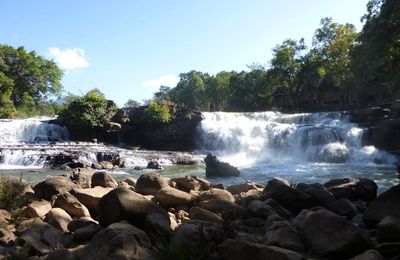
[0,0,398,121]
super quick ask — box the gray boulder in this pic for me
[135,173,170,195]
[91,171,118,188]
[204,153,240,177]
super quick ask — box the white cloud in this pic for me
[142,74,180,90]
[47,47,90,71]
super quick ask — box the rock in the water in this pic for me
[20,219,62,254]
[198,188,235,203]
[33,176,77,201]
[218,239,305,260]
[135,172,170,195]
[155,187,192,208]
[97,187,169,228]
[24,200,52,218]
[363,184,400,227]
[99,161,114,170]
[71,186,113,211]
[71,167,94,188]
[299,208,371,259]
[324,177,378,201]
[204,153,240,177]
[54,192,90,218]
[91,171,118,188]
[265,221,304,252]
[44,208,72,233]
[75,221,152,260]
[377,216,400,243]
[147,160,162,170]
[349,249,384,260]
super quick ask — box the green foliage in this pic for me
[59,88,118,128]
[0,176,27,211]
[0,90,17,118]
[17,92,36,117]
[124,99,141,108]
[142,101,171,124]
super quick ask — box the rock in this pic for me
[75,221,152,260]
[54,192,90,218]
[71,186,113,211]
[189,207,223,224]
[0,210,11,223]
[264,199,291,219]
[335,197,358,219]
[171,176,201,192]
[73,223,102,243]
[24,200,52,218]
[45,248,75,260]
[198,199,245,218]
[71,167,94,188]
[235,189,263,206]
[20,219,62,254]
[377,216,400,243]
[363,184,400,227]
[193,176,212,190]
[44,208,73,233]
[135,172,170,195]
[173,220,223,258]
[144,212,173,242]
[33,176,77,201]
[0,228,16,247]
[349,249,384,260]
[97,187,169,228]
[204,153,240,177]
[147,160,161,170]
[292,209,313,229]
[324,178,378,201]
[124,178,137,186]
[227,182,260,195]
[218,239,305,260]
[68,218,97,232]
[263,178,313,214]
[265,221,305,252]
[299,208,371,259]
[99,161,113,170]
[91,171,118,188]
[155,187,192,208]
[376,242,400,259]
[247,200,277,219]
[198,188,235,203]
[296,183,337,212]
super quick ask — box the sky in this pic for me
[1,0,369,106]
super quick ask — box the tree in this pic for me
[17,92,36,116]
[153,85,172,102]
[124,99,141,108]
[142,101,171,124]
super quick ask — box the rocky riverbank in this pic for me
[0,169,399,259]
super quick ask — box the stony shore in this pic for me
[0,167,399,260]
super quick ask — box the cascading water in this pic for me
[198,111,398,189]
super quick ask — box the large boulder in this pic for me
[204,153,240,177]
[227,182,260,195]
[71,167,94,188]
[198,199,245,218]
[75,221,153,260]
[189,207,223,224]
[54,192,90,218]
[20,219,62,254]
[218,239,305,260]
[33,176,77,201]
[198,188,235,203]
[263,178,313,214]
[299,209,371,259]
[155,187,192,208]
[91,171,118,188]
[363,184,400,227]
[171,176,202,192]
[377,216,400,243]
[97,187,169,228]
[324,177,378,201]
[247,200,277,219]
[44,208,72,233]
[144,212,173,242]
[265,221,304,252]
[71,186,113,211]
[24,200,52,218]
[135,173,170,195]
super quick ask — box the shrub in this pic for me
[0,176,27,210]
[142,102,172,124]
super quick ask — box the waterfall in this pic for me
[198,111,395,167]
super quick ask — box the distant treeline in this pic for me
[149,0,399,112]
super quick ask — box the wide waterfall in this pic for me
[198,111,398,189]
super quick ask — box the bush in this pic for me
[142,102,172,124]
[0,176,27,210]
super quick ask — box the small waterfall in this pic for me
[198,111,395,167]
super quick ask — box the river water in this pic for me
[0,113,398,191]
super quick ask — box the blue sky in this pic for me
[1,0,369,106]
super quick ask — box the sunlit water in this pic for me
[0,113,399,191]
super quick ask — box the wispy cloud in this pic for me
[47,47,90,71]
[141,74,180,90]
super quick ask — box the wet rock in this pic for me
[44,208,73,233]
[204,153,240,177]
[377,216,400,243]
[198,188,235,203]
[71,167,94,188]
[218,239,305,260]
[363,184,400,227]
[349,249,384,260]
[299,208,371,259]
[324,177,378,201]
[33,176,77,201]
[54,192,90,218]
[135,172,170,195]
[24,200,52,218]
[97,187,169,228]
[75,221,152,260]
[263,178,313,214]
[20,219,62,254]
[71,186,113,211]
[147,160,162,170]
[189,207,223,224]
[155,187,192,208]
[265,221,305,252]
